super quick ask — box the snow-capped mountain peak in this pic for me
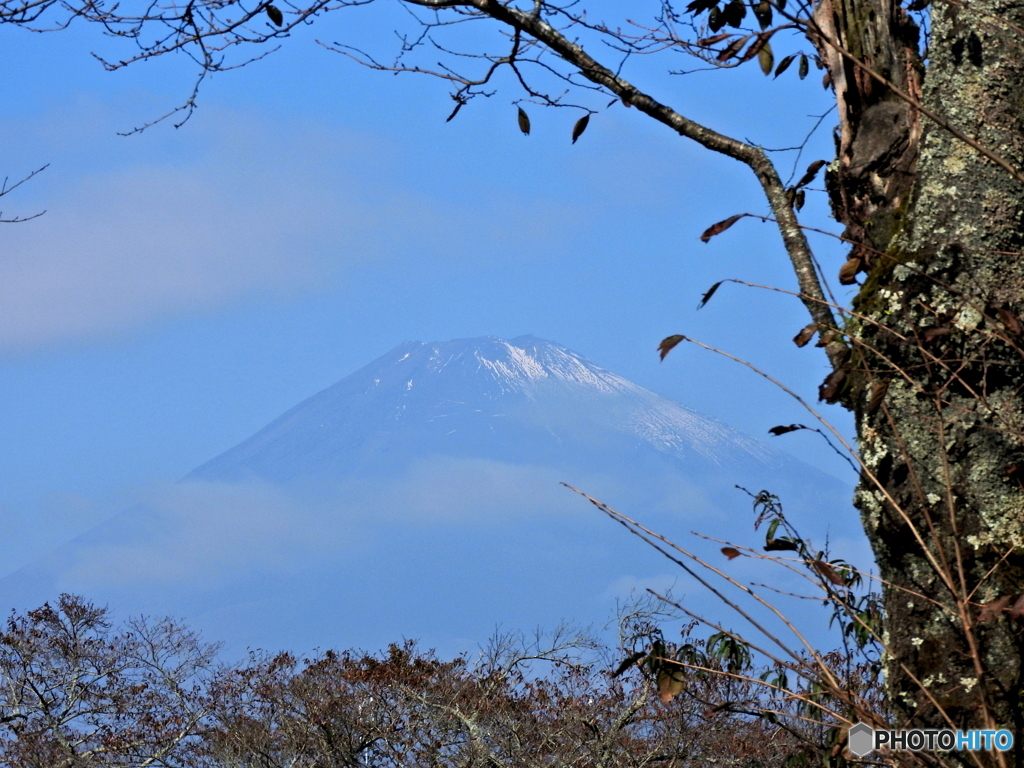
[188,335,793,484]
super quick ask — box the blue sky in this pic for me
[0,3,858,628]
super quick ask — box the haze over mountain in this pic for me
[1,336,860,656]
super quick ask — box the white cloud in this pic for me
[58,479,364,590]
[0,99,587,351]
[53,457,593,591]
[345,455,589,524]
[0,119,365,349]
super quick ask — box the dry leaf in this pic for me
[838,257,861,285]
[657,668,685,703]
[867,379,889,414]
[698,32,734,47]
[922,326,952,341]
[812,559,846,586]
[978,595,1013,623]
[265,4,283,25]
[721,547,741,560]
[819,367,847,401]
[697,281,724,309]
[658,335,687,361]
[796,159,826,188]
[446,100,464,123]
[996,307,1023,337]
[1008,594,1024,620]
[768,424,806,436]
[571,114,590,144]
[699,214,745,243]
[764,538,799,552]
[793,322,817,347]
[717,35,748,62]
[517,107,531,135]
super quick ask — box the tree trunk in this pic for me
[825,0,1024,746]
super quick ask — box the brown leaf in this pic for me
[794,189,806,210]
[657,668,685,703]
[867,379,889,414]
[717,35,749,62]
[1008,594,1024,620]
[699,214,745,243]
[764,538,799,552]
[265,4,283,25]
[768,424,806,436]
[738,33,768,63]
[978,595,1013,623]
[793,322,817,347]
[996,307,1023,337]
[721,547,741,560]
[517,107,531,135]
[572,114,590,144]
[838,257,862,285]
[698,32,734,47]
[819,367,847,402]
[922,326,952,341]
[812,559,846,586]
[822,70,833,89]
[815,328,839,347]
[697,281,724,309]
[796,159,826,188]
[611,650,647,677]
[658,335,687,361]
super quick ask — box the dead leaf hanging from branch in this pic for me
[658,335,687,361]
[699,214,747,243]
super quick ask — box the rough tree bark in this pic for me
[817,0,1024,745]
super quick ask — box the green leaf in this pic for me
[754,0,772,28]
[721,0,746,27]
[774,54,795,78]
[758,41,774,75]
[798,53,809,79]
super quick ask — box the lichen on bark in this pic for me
[835,0,1024,743]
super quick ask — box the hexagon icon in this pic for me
[848,723,875,757]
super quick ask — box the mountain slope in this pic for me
[0,335,858,657]
[190,335,791,485]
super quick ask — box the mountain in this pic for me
[191,335,792,484]
[0,336,859,657]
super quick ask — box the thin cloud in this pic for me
[0,142,356,349]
